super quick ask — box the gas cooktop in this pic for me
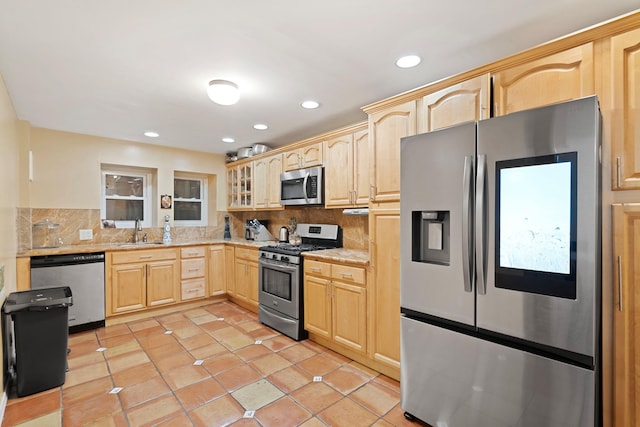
[259,243,335,256]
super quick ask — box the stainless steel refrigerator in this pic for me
[400,96,601,427]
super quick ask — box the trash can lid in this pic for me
[2,287,73,314]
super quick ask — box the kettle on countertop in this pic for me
[279,226,289,243]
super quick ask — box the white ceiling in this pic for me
[0,1,637,155]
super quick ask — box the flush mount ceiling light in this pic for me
[396,55,421,68]
[301,100,320,109]
[222,137,235,143]
[253,124,268,130]
[207,79,240,105]
[144,131,159,137]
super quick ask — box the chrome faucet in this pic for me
[133,219,142,243]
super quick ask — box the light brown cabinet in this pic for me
[368,100,417,203]
[492,43,595,116]
[420,74,491,132]
[180,246,206,301]
[304,259,367,354]
[324,128,369,208]
[609,28,640,190]
[368,204,401,372]
[612,204,640,427]
[108,248,179,315]
[232,246,259,311]
[224,245,236,296]
[254,154,283,210]
[227,162,253,210]
[283,142,323,171]
[208,244,225,296]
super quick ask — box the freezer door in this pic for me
[400,122,476,327]
[400,317,596,427]
[476,96,601,359]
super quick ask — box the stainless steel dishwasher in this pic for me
[30,252,105,333]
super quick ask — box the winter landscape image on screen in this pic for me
[499,161,572,274]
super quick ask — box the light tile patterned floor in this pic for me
[2,301,426,427]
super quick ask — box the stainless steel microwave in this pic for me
[280,166,323,206]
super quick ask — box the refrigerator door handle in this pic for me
[476,154,487,295]
[462,155,474,292]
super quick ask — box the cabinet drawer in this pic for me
[181,278,206,300]
[181,246,206,259]
[305,260,331,277]
[111,248,177,264]
[235,247,257,261]
[331,264,366,286]
[181,258,206,279]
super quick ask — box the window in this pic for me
[101,167,153,228]
[174,174,207,226]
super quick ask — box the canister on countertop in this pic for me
[32,219,61,248]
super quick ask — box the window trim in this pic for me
[174,174,208,227]
[101,168,153,229]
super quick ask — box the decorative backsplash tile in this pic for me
[16,207,367,251]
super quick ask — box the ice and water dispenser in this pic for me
[412,211,450,265]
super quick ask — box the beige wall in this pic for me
[0,72,19,389]
[23,127,228,227]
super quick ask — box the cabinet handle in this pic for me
[616,157,621,189]
[139,255,152,259]
[188,252,199,256]
[188,268,199,272]
[369,185,375,201]
[340,273,353,278]
[369,240,374,268]
[311,267,321,272]
[187,288,199,293]
[617,255,623,312]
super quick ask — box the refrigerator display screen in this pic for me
[495,152,578,299]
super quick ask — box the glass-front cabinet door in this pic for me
[227,163,252,210]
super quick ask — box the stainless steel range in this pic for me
[258,223,342,340]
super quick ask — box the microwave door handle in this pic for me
[462,155,474,293]
[475,154,487,295]
[302,172,310,201]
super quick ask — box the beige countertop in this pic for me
[303,248,369,265]
[17,238,277,257]
[18,239,370,266]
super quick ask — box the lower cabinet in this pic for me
[208,244,226,296]
[612,204,640,427]
[224,245,236,296]
[108,248,179,316]
[304,259,367,354]
[231,246,259,311]
[180,246,207,301]
[368,204,401,372]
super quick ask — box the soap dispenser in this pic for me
[162,215,172,244]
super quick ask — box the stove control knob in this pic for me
[281,256,289,262]
[272,254,278,260]
[260,253,266,257]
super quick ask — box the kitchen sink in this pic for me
[117,242,165,248]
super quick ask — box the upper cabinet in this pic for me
[492,43,595,116]
[324,127,369,208]
[368,100,417,203]
[227,162,253,210]
[609,28,640,190]
[253,154,283,210]
[283,142,323,172]
[420,74,491,133]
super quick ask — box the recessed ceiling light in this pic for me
[222,137,235,143]
[144,131,159,138]
[395,55,421,68]
[301,100,320,109]
[253,124,268,130]
[207,79,240,105]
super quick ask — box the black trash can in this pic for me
[2,287,73,397]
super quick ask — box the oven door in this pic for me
[258,258,300,319]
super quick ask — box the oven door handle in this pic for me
[260,259,299,273]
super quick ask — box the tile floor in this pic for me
[2,301,426,427]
